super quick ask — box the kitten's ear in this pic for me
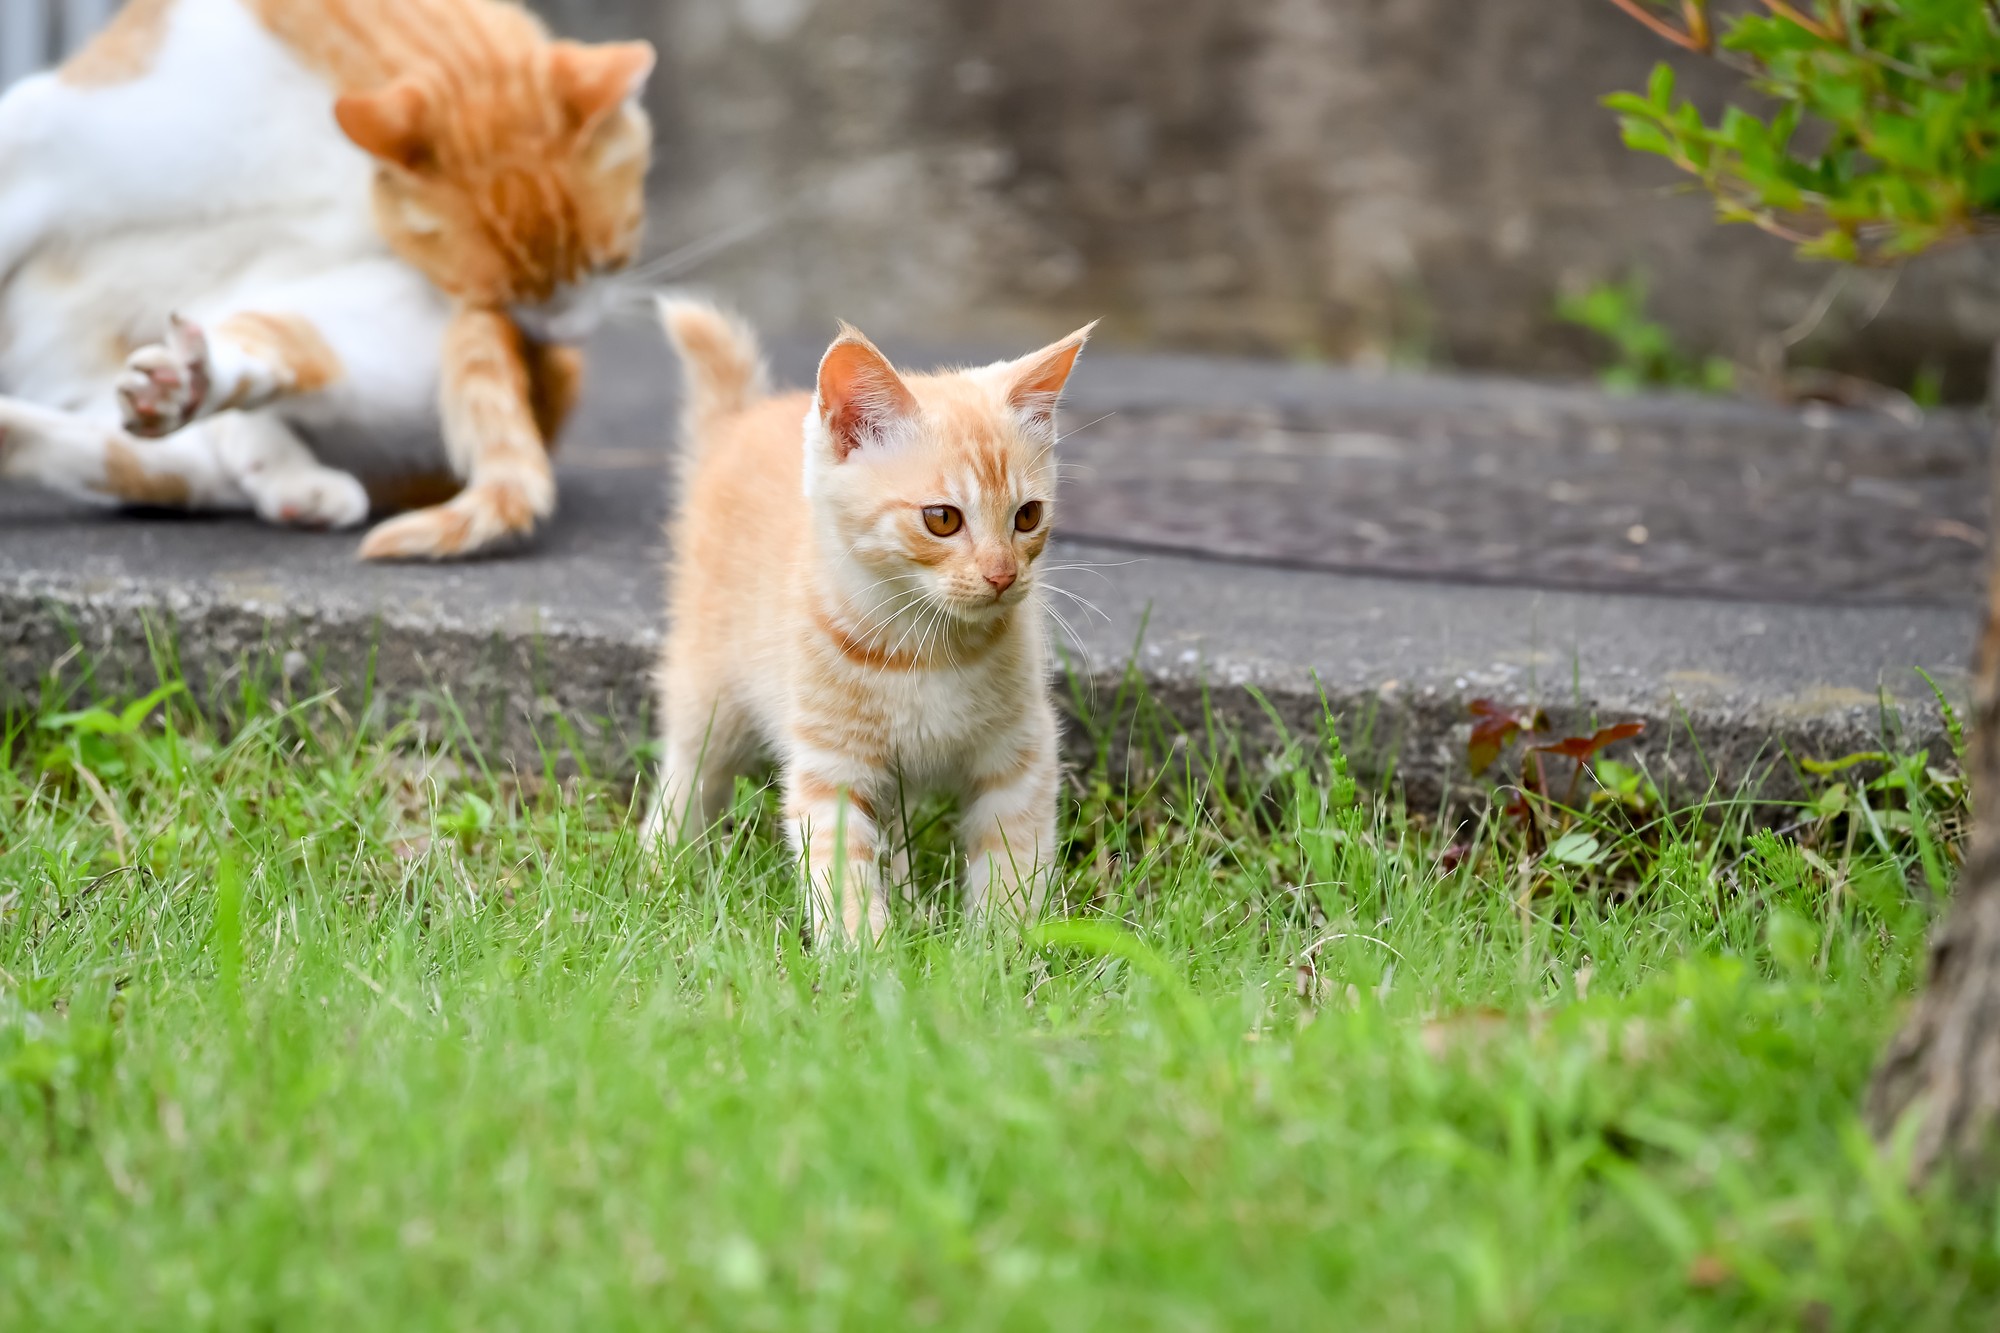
[816,325,917,462]
[335,81,433,172]
[552,40,658,133]
[1003,322,1097,439]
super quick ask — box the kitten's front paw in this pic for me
[807,883,891,949]
[118,314,212,438]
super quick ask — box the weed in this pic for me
[1558,273,1736,394]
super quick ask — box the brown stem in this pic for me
[1681,0,1712,48]
[1605,0,1709,50]
[1760,0,1834,40]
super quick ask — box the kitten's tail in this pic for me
[657,296,769,450]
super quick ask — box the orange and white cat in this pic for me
[645,299,1093,943]
[0,0,653,558]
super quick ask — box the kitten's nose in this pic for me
[984,568,1017,594]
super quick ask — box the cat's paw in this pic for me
[807,885,890,950]
[356,477,546,561]
[118,314,212,438]
[250,467,370,531]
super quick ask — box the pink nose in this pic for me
[985,568,1017,594]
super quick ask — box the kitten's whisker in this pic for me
[1040,564,1131,595]
[1043,604,1091,664]
[1042,584,1110,622]
[622,209,786,285]
[852,586,933,641]
[887,597,939,661]
[1056,411,1118,444]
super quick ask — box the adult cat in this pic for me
[0,0,654,559]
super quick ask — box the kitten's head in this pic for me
[806,324,1095,627]
[334,37,655,339]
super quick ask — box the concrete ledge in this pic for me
[1,541,1972,809]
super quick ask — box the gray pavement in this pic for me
[1,324,1985,805]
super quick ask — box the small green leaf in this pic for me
[1546,832,1603,868]
[1619,119,1676,159]
[1647,62,1675,110]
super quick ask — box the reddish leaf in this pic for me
[1466,699,1549,774]
[1531,721,1646,762]
[1467,717,1520,775]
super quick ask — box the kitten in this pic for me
[645,299,1094,943]
[0,0,654,559]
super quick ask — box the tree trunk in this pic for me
[1867,344,2000,1179]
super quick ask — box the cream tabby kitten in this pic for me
[645,299,1093,943]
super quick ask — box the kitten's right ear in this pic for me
[816,326,917,462]
[335,81,433,172]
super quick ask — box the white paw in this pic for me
[118,314,211,438]
[251,468,370,530]
[807,884,890,949]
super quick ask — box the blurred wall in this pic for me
[535,0,2000,390]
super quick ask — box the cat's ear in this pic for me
[816,325,918,462]
[1002,322,1097,440]
[552,41,657,133]
[334,81,433,172]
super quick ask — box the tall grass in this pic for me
[0,657,1992,1329]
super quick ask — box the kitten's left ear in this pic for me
[1003,322,1097,440]
[552,41,658,133]
[816,325,918,462]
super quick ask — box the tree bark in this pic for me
[1867,343,2000,1179]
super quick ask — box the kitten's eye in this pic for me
[1014,501,1044,533]
[923,506,964,537]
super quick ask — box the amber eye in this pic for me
[922,506,964,537]
[1014,501,1044,533]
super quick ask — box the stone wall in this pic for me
[534,0,2000,392]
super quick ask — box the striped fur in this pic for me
[0,0,653,558]
[645,299,1094,945]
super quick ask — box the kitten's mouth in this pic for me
[952,585,1027,620]
[512,284,609,345]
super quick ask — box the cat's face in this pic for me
[334,40,654,334]
[808,328,1094,627]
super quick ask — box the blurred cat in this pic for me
[645,297,1093,943]
[0,0,654,558]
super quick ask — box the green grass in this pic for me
[2,665,1996,1330]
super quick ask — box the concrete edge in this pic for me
[0,572,1963,815]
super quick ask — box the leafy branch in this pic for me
[1604,1,2000,264]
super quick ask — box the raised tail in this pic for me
[657,296,769,451]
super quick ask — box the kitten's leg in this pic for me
[357,308,555,561]
[783,764,890,946]
[642,689,750,852]
[960,721,1061,923]
[0,397,243,509]
[884,794,919,911]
